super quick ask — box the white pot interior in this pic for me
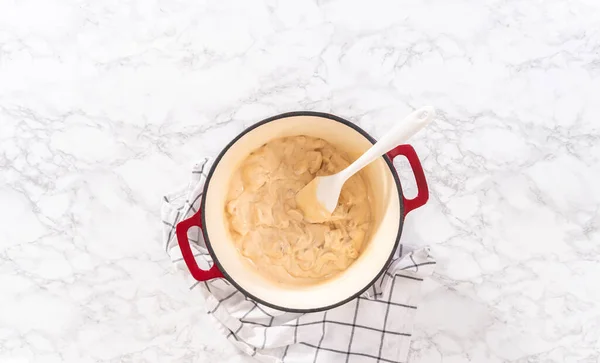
[203,114,401,310]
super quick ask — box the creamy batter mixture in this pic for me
[225,136,372,283]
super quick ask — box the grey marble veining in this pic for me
[1,0,599,362]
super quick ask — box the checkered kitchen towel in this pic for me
[161,159,436,363]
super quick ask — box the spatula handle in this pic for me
[340,106,435,181]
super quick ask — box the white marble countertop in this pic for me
[2,0,599,362]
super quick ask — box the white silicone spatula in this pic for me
[296,106,435,222]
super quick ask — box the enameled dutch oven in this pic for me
[175,111,429,313]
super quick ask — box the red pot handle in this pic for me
[175,209,224,281]
[386,144,429,215]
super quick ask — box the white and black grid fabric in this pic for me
[161,159,436,363]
